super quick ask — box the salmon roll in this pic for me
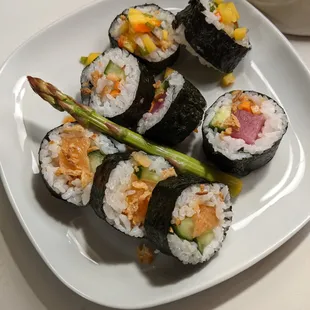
[202,90,289,176]
[173,0,251,73]
[109,4,180,74]
[90,151,177,237]
[80,47,154,128]
[39,122,126,207]
[145,175,232,265]
[136,68,207,146]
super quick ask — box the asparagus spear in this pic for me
[27,76,242,197]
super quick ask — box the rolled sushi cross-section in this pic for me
[80,47,155,128]
[109,4,180,74]
[137,68,207,146]
[145,175,232,265]
[39,122,126,207]
[90,151,177,237]
[202,91,289,176]
[173,0,251,73]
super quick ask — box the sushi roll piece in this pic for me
[136,68,207,146]
[173,0,251,73]
[109,4,180,74]
[145,175,232,265]
[202,90,289,176]
[39,122,126,207]
[90,151,177,237]
[80,47,155,128]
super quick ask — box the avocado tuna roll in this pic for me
[137,68,207,146]
[109,4,180,74]
[173,0,251,73]
[145,175,232,265]
[80,47,154,128]
[39,122,126,207]
[90,151,177,237]
[202,90,289,176]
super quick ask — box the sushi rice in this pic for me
[39,123,123,206]
[168,183,232,265]
[203,91,288,161]
[110,4,179,63]
[137,71,184,134]
[103,152,176,237]
[81,48,140,118]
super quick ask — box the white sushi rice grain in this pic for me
[110,5,179,62]
[168,183,232,265]
[137,71,185,134]
[39,122,124,207]
[103,152,173,237]
[202,92,289,160]
[81,48,140,118]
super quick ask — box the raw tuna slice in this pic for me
[231,110,265,144]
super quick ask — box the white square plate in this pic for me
[0,0,309,308]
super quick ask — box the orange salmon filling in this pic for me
[192,205,219,238]
[56,125,94,188]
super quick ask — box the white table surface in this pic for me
[1,1,310,309]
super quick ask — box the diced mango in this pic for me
[119,20,129,35]
[164,68,175,79]
[141,34,157,54]
[128,8,161,33]
[218,2,240,24]
[80,53,101,66]
[227,2,240,20]
[162,29,168,40]
[221,73,235,87]
[214,0,223,4]
[234,27,247,40]
[118,35,136,53]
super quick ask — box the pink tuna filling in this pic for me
[231,110,265,144]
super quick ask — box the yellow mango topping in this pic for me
[141,34,157,54]
[162,29,168,40]
[218,2,240,24]
[221,73,235,87]
[80,53,101,66]
[164,67,175,79]
[234,27,247,40]
[214,0,223,4]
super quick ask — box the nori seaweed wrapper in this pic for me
[90,152,131,220]
[80,48,155,129]
[145,174,208,255]
[173,0,251,73]
[202,91,289,177]
[143,78,207,146]
[108,4,180,75]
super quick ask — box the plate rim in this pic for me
[1,0,310,308]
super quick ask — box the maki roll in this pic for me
[90,151,177,237]
[137,68,207,146]
[109,4,180,74]
[173,0,251,73]
[80,47,154,128]
[39,122,126,207]
[202,90,289,176]
[145,175,232,265]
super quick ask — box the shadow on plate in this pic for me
[24,119,49,145]
[172,48,223,86]
[32,173,83,225]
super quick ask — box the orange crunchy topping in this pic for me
[87,146,100,153]
[153,81,161,89]
[91,70,102,87]
[81,88,92,96]
[62,115,76,124]
[137,244,154,264]
[132,152,151,168]
[223,114,240,129]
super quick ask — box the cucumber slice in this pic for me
[196,230,214,253]
[135,166,161,183]
[88,150,105,173]
[209,105,231,131]
[173,218,194,241]
[104,60,125,80]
